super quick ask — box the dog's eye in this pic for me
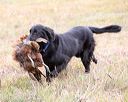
[34,29,37,33]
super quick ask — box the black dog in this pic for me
[27,24,121,78]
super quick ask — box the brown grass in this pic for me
[0,0,128,102]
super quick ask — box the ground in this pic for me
[0,0,128,102]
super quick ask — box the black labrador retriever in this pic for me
[27,24,121,79]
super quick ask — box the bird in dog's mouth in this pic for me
[13,35,51,83]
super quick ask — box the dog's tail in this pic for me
[89,25,121,34]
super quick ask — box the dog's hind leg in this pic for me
[81,50,92,73]
[81,38,95,73]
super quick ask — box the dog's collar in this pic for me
[43,41,50,53]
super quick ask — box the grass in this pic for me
[0,0,128,102]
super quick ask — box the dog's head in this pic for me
[28,24,55,43]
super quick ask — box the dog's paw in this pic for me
[85,69,90,73]
[50,70,58,78]
[46,77,51,83]
[93,58,97,64]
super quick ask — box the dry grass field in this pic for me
[0,0,128,102]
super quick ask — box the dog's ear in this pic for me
[44,27,55,41]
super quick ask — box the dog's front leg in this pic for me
[45,68,51,82]
[50,66,58,78]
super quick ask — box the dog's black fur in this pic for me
[27,24,121,78]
